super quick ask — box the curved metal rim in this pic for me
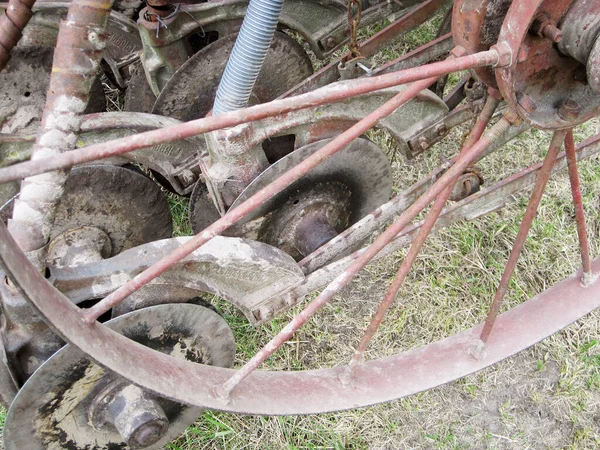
[1,219,599,415]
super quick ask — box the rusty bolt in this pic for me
[531,14,563,43]
[557,100,580,122]
[325,37,336,49]
[417,136,429,151]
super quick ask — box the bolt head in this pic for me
[557,99,580,122]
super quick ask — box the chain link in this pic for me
[347,0,362,58]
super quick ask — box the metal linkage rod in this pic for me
[0,0,36,72]
[479,130,568,345]
[217,112,516,399]
[564,130,596,286]
[8,0,114,257]
[346,93,502,372]
[82,74,444,324]
[0,48,503,185]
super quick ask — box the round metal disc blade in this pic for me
[223,137,392,235]
[189,180,222,235]
[51,165,172,255]
[152,31,313,120]
[123,60,156,113]
[0,47,105,135]
[4,303,235,450]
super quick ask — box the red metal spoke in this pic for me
[564,130,596,286]
[82,74,445,323]
[478,130,569,346]
[0,48,503,185]
[346,91,502,372]
[216,111,517,399]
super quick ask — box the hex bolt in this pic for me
[557,99,580,122]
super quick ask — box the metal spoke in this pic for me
[0,48,504,185]
[346,91,502,372]
[478,129,568,346]
[82,73,445,323]
[564,130,596,286]
[216,110,517,399]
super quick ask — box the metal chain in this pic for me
[347,0,362,58]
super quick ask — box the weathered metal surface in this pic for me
[224,137,392,255]
[48,236,304,325]
[7,0,114,258]
[51,165,173,255]
[133,0,421,97]
[4,303,235,449]
[0,49,504,185]
[0,0,35,71]
[495,0,600,129]
[153,32,313,121]
[0,46,105,135]
[282,0,452,97]
[452,0,511,89]
[79,112,205,195]
[216,103,512,398]
[3,193,600,414]
[201,84,446,209]
[10,3,142,61]
[79,73,452,324]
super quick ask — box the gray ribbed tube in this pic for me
[212,0,283,115]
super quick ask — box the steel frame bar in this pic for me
[564,130,595,285]
[82,74,445,323]
[217,111,515,398]
[479,130,568,344]
[347,93,502,371]
[281,0,453,97]
[0,48,502,185]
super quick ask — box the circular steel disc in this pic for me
[224,137,392,234]
[0,46,105,135]
[4,303,235,450]
[152,31,314,120]
[51,165,172,255]
[188,180,222,235]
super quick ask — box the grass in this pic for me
[154,10,600,450]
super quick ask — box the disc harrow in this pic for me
[1,0,600,448]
